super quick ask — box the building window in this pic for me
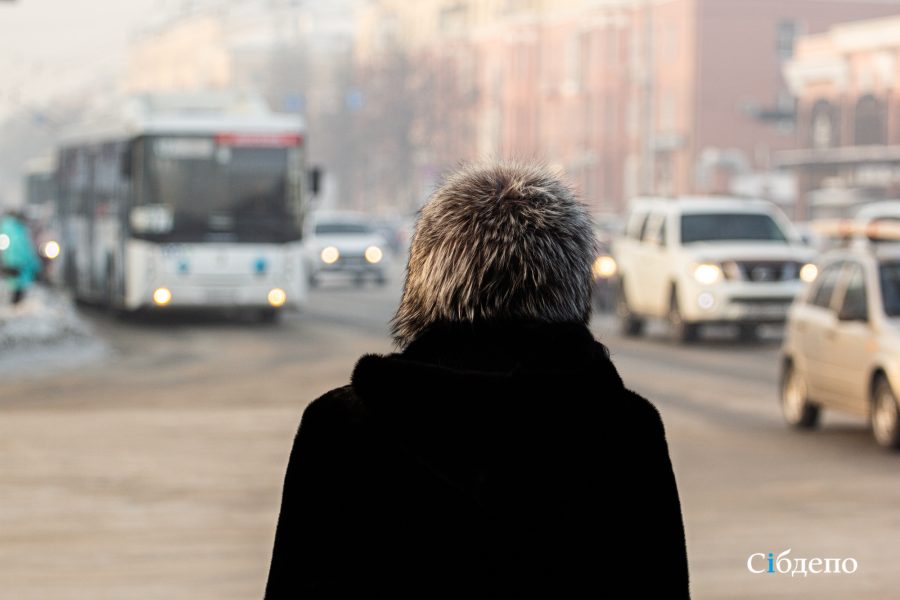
[810,99,837,149]
[660,93,677,132]
[663,24,679,62]
[565,34,582,93]
[854,95,886,146]
[439,4,467,34]
[776,20,799,62]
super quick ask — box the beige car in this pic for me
[780,244,900,448]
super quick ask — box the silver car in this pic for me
[305,213,387,287]
[780,243,900,448]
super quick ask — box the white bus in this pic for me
[56,92,311,320]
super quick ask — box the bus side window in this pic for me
[121,140,134,179]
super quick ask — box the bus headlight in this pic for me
[153,287,172,306]
[592,255,617,279]
[41,240,61,260]
[268,288,287,307]
[365,245,383,264]
[320,246,340,264]
[800,263,818,283]
[693,263,722,285]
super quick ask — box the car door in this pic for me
[626,210,657,314]
[617,209,649,312]
[822,262,874,415]
[799,261,844,405]
[640,211,670,316]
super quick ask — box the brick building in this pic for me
[781,14,900,219]
[357,0,900,215]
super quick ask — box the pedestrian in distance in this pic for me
[0,210,41,305]
[265,162,690,598]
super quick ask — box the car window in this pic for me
[836,263,868,321]
[879,262,900,317]
[626,211,648,240]
[810,262,843,309]
[643,212,666,246]
[638,214,653,242]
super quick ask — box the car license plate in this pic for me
[744,303,787,318]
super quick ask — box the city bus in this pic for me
[55,92,311,319]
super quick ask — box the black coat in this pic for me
[265,321,690,598]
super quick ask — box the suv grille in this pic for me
[733,261,799,282]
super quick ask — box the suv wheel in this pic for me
[781,361,820,429]
[668,288,698,343]
[616,280,644,337]
[871,376,900,449]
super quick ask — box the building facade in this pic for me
[782,14,900,219]
[357,0,900,215]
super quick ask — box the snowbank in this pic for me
[0,285,108,378]
[0,284,93,348]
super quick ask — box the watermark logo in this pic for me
[747,549,857,578]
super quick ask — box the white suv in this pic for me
[613,197,816,342]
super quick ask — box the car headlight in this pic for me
[800,263,818,283]
[320,246,340,264]
[41,240,60,260]
[693,263,722,285]
[592,255,617,279]
[365,245,383,264]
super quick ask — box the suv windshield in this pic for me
[315,222,374,235]
[879,262,900,317]
[680,213,787,244]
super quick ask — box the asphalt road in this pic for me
[2,259,899,599]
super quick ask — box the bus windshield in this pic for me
[135,135,302,243]
[680,213,788,244]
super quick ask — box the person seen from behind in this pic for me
[265,162,690,598]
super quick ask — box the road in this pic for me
[2,259,899,599]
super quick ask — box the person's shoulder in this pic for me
[612,385,667,437]
[298,384,364,432]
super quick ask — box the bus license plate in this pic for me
[205,289,237,304]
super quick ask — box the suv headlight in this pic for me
[592,255,617,279]
[693,263,723,285]
[800,263,818,283]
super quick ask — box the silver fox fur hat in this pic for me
[391,161,597,348]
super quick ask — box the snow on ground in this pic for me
[0,284,106,377]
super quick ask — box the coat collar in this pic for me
[351,320,621,404]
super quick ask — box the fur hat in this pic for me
[391,161,597,348]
